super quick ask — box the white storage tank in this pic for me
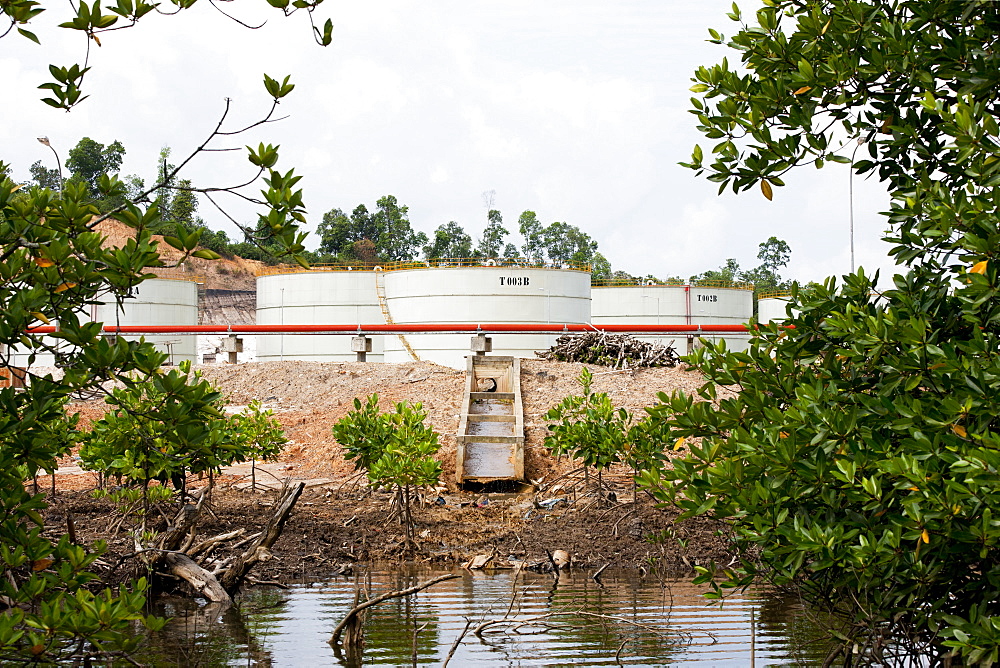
[10,277,199,368]
[383,266,591,367]
[256,269,384,362]
[757,292,792,324]
[96,277,199,365]
[591,281,754,352]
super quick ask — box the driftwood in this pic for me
[133,481,303,604]
[536,331,679,368]
[441,619,474,668]
[164,552,232,605]
[188,528,246,559]
[340,587,366,665]
[159,503,201,552]
[218,481,305,594]
[329,574,459,648]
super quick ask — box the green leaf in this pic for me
[162,235,184,250]
[17,28,40,44]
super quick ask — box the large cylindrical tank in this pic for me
[757,293,792,324]
[591,282,754,352]
[383,266,591,367]
[256,270,384,362]
[96,278,199,364]
[9,277,199,368]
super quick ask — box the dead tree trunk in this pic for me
[159,503,201,552]
[218,481,304,595]
[164,552,232,605]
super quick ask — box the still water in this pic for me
[140,567,831,666]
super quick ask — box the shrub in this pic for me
[81,361,251,522]
[232,400,288,491]
[332,394,441,546]
[544,367,630,492]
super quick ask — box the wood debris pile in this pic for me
[535,332,680,369]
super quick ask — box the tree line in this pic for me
[23,138,793,293]
[312,197,615,276]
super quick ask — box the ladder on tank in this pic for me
[374,268,420,362]
[456,355,525,485]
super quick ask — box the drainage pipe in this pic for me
[26,323,766,335]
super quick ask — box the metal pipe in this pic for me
[26,323,771,335]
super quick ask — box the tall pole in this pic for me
[849,138,864,274]
[36,137,64,193]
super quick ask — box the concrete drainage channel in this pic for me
[455,355,525,487]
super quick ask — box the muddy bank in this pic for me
[44,480,732,589]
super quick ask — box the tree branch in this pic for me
[328,574,459,647]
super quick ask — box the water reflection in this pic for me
[139,568,835,666]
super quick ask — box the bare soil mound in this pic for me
[94,218,263,292]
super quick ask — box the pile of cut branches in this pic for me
[536,332,680,369]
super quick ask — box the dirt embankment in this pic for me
[95,218,264,293]
[53,359,732,581]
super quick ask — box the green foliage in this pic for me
[81,371,288,501]
[0,170,178,661]
[544,368,669,500]
[0,5,325,654]
[233,400,288,490]
[590,251,612,282]
[165,179,200,229]
[314,203,608,272]
[594,270,684,286]
[741,236,791,294]
[80,361,247,490]
[0,570,164,663]
[624,412,669,476]
[542,220,598,266]
[333,394,442,489]
[690,257,742,286]
[234,400,287,464]
[640,267,1000,658]
[65,136,125,198]
[516,210,602,268]
[317,196,428,263]
[150,146,176,222]
[644,0,1000,661]
[6,0,331,112]
[423,221,473,260]
[689,237,790,292]
[518,210,545,263]
[373,195,428,262]
[544,368,630,477]
[476,209,509,259]
[28,160,60,191]
[332,394,393,472]
[332,395,442,544]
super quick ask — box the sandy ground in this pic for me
[66,358,714,490]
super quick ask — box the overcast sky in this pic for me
[1,0,894,285]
